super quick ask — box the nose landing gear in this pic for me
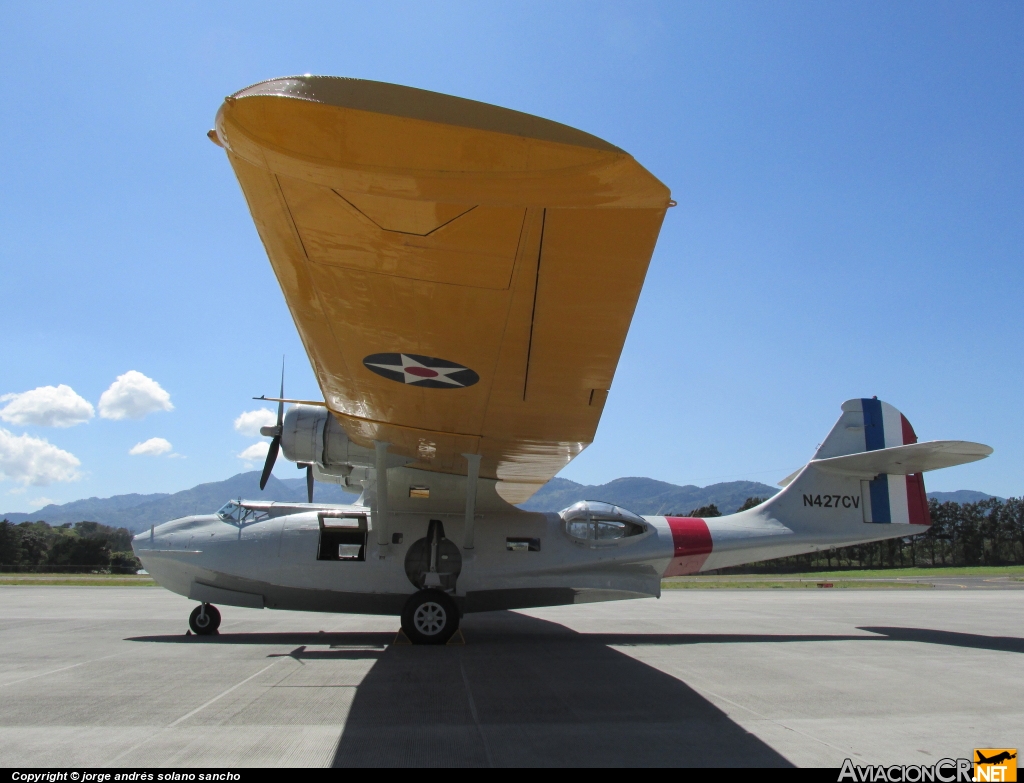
[189,603,221,635]
[400,590,459,645]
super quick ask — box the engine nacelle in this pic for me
[279,404,406,472]
[279,405,364,467]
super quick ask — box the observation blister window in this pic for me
[559,500,647,543]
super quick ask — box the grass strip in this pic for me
[662,579,932,589]
[0,575,156,586]
[713,566,1024,579]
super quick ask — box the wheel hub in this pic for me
[413,601,446,636]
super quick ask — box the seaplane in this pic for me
[132,76,992,643]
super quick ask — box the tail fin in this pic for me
[813,397,919,460]
[774,398,991,527]
[696,399,991,573]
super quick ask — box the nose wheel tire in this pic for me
[401,590,459,645]
[189,603,221,635]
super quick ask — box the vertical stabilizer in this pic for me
[788,398,931,525]
[813,397,918,459]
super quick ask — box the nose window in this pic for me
[560,501,647,543]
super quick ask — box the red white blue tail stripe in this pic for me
[859,398,930,525]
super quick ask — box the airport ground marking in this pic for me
[459,651,495,768]
[166,661,280,727]
[0,651,129,689]
[107,660,282,764]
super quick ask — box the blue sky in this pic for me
[1,1,1021,511]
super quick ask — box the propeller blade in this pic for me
[306,464,314,503]
[260,436,280,490]
[276,358,285,428]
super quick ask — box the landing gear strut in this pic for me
[400,590,459,645]
[189,603,221,635]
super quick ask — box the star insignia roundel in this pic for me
[362,353,480,389]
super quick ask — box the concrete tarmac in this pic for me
[1,587,1021,767]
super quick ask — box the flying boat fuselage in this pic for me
[133,500,679,616]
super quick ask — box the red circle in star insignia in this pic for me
[362,353,480,389]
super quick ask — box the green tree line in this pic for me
[0,520,142,573]
[3,497,1021,574]
[682,497,1024,571]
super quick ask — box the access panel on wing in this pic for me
[277,176,525,290]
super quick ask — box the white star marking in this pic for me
[366,354,468,386]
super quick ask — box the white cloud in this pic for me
[98,371,173,420]
[0,385,95,428]
[30,497,56,509]
[0,428,82,486]
[234,408,277,437]
[129,437,173,456]
[238,442,269,462]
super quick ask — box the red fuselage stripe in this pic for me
[663,517,713,576]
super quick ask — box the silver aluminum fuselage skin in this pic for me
[133,505,676,615]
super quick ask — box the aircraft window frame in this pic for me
[317,513,368,562]
[216,501,268,525]
[559,500,648,545]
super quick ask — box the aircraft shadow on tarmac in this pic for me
[126,624,1024,656]
[129,613,792,767]
[128,631,395,649]
[329,612,794,768]
[858,626,1024,654]
[125,616,1024,767]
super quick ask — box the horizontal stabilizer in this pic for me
[809,440,992,479]
[778,468,801,488]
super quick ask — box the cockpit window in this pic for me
[216,501,267,524]
[559,500,647,543]
[217,501,241,521]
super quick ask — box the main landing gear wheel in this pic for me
[189,603,221,635]
[401,590,459,645]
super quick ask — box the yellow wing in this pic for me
[214,76,671,503]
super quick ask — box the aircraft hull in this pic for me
[134,494,935,617]
[133,507,672,615]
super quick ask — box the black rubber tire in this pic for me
[400,590,459,645]
[189,604,221,635]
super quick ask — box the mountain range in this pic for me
[517,477,780,515]
[1,472,1004,532]
[1,473,360,531]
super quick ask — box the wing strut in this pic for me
[462,453,481,550]
[374,441,390,550]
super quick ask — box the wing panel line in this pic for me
[271,173,356,394]
[523,208,546,401]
